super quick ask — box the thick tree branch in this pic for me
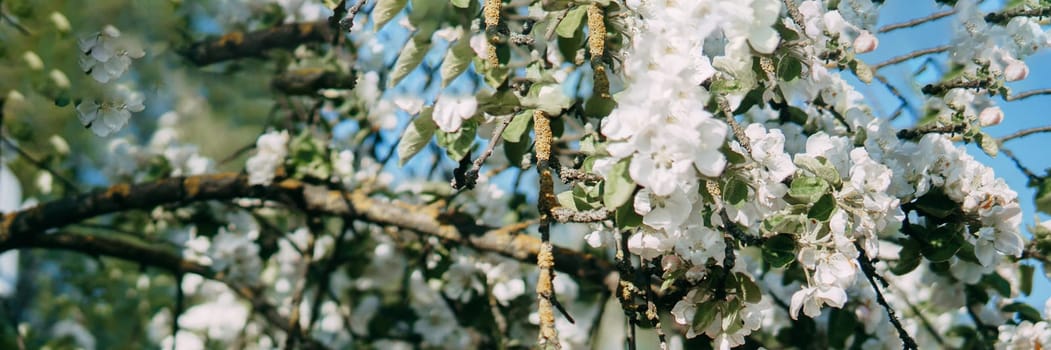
[271,68,357,95]
[0,173,613,285]
[180,21,332,66]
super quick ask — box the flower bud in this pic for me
[1005,59,1029,81]
[661,255,681,271]
[49,12,70,33]
[853,31,878,54]
[978,106,1003,127]
[23,51,44,70]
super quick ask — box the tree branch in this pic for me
[878,10,956,33]
[0,173,614,285]
[180,21,332,66]
[271,68,357,95]
[1006,88,1051,101]
[872,45,950,71]
[856,243,918,350]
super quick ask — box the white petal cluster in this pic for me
[432,94,478,133]
[952,0,1049,81]
[245,130,290,185]
[913,134,1024,265]
[78,25,144,83]
[796,1,880,54]
[208,212,264,283]
[75,85,145,137]
[997,321,1051,350]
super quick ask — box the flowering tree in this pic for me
[4,0,1051,348]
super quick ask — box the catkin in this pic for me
[587,4,609,99]
[484,0,501,66]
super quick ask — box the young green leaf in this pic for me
[397,108,437,165]
[602,159,635,209]
[556,6,588,39]
[373,0,408,31]
[390,35,432,87]
[440,36,475,87]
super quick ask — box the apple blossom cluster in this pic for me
[75,84,145,137]
[951,0,1048,82]
[75,25,149,137]
[796,0,880,55]
[589,0,1032,347]
[245,130,290,185]
[77,25,144,84]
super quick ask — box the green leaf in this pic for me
[807,193,836,221]
[918,223,963,263]
[557,20,585,63]
[477,89,520,116]
[976,131,999,157]
[849,59,873,84]
[762,214,807,235]
[398,108,436,165]
[389,34,431,87]
[556,6,588,38]
[474,55,510,87]
[289,131,332,180]
[440,36,475,87]
[778,56,803,82]
[828,308,859,349]
[794,155,841,188]
[737,273,762,304]
[522,83,573,115]
[602,159,635,209]
[723,177,750,205]
[557,190,578,211]
[691,300,719,332]
[451,0,471,8]
[1002,302,1043,322]
[502,109,533,143]
[787,176,830,204]
[1020,264,1035,296]
[583,95,616,118]
[615,202,643,228]
[912,188,957,219]
[763,234,798,268]
[660,269,684,292]
[372,0,408,30]
[982,273,1011,297]
[1033,177,1051,215]
[503,135,530,166]
[891,238,922,275]
[436,120,477,160]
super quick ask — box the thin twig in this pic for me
[782,0,808,34]
[1006,88,1051,101]
[999,126,1051,143]
[0,136,80,193]
[1000,147,1041,183]
[557,166,602,183]
[873,45,950,71]
[856,243,918,350]
[285,217,318,349]
[878,10,956,33]
[886,279,947,346]
[544,9,571,42]
[455,115,513,190]
[0,5,31,36]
